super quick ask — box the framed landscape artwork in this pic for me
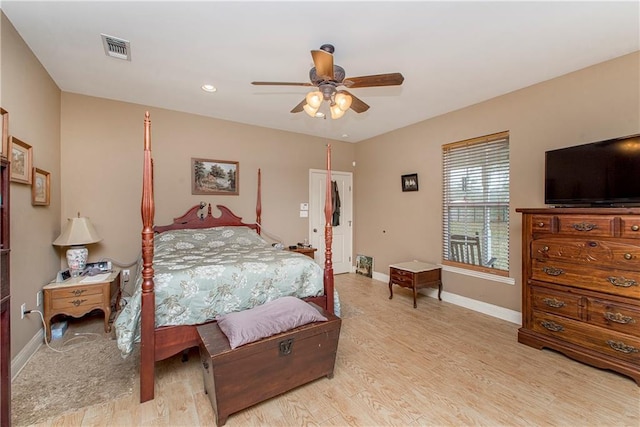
[10,136,33,184]
[191,158,239,195]
[32,168,50,206]
[355,254,373,278]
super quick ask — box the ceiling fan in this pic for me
[251,44,404,119]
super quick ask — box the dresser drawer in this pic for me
[620,216,640,240]
[531,259,640,299]
[530,215,554,234]
[531,238,640,270]
[51,293,103,310]
[531,286,582,320]
[588,299,640,336]
[556,215,616,237]
[532,311,640,364]
[48,285,102,299]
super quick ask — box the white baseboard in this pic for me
[11,329,43,381]
[377,272,521,325]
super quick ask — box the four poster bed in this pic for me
[117,112,337,402]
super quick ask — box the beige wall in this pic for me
[354,51,640,312]
[60,94,356,292]
[1,13,62,359]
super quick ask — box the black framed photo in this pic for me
[401,173,418,192]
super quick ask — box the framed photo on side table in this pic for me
[10,136,33,184]
[32,168,50,206]
[191,158,239,195]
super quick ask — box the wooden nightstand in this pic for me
[389,261,442,308]
[43,269,121,341]
[288,247,317,259]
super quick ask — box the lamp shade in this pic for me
[53,217,102,247]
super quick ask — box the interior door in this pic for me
[309,169,353,274]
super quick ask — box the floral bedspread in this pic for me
[114,226,340,356]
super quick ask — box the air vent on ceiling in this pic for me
[101,34,131,61]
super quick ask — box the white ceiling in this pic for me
[2,1,639,142]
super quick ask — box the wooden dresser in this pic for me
[516,208,640,385]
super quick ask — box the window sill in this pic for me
[441,264,515,285]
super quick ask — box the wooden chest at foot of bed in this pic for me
[197,309,341,426]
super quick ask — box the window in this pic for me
[442,131,510,276]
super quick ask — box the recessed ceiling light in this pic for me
[201,84,217,93]
[342,134,349,138]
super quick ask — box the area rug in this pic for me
[11,315,139,426]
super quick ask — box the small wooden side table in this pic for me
[389,261,442,308]
[43,269,121,341]
[287,246,317,259]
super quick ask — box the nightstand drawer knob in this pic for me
[624,253,633,260]
[538,222,545,227]
[71,299,87,307]
[632,225,639,231]
[71,289,86,296]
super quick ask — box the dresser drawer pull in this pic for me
[572,222,597,232]
[606,340,639,354]
[71,299,87,307]
[541,320,564,332]
[624,253,633,260]
[632,225,639,232]
[604,312,636,324]
[607,276,637,288]
[542,266,564,276]
[537,222,545,228]
[542,297,565,308]
[71,289,86,296]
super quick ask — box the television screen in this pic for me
[545,134,640,206]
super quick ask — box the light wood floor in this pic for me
[28,273,640,426]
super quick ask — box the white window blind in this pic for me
[442,132,510,276]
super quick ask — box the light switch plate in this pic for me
[300,210,309,218]
[300,203,309,211]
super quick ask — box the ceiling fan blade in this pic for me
[290,98,306,113]
[343,91,370,113]
[343,72,404,88]
[311,49,334,80]
[252,81,314,87]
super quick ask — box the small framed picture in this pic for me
[401,173,418,192]
[191,158,239,195]
[10,136,33,184]
[0,108,8,157]
[355,254,373,278]
[32,168,50,206]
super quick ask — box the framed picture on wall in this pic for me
[10,136,33,184]
[191,158,239,195]
[32,167,50,206]
[401,173,418,192]
[0,108,8,157]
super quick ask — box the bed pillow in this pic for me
[215,296,328,349]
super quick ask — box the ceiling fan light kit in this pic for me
[251,44,404,120]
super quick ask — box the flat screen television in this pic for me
[545,134,640,207]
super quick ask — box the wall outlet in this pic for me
[21,303,26,319]
[36,290,43,307]
[122,269,130,282]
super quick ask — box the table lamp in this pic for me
[53,214,102,277]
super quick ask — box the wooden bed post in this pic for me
[324,144,335,314]
[140,112,156,402]
[256,168,262,234]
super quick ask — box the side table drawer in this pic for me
[49,286,102,299]
[390,268,413,286]
[51,293,103,310]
